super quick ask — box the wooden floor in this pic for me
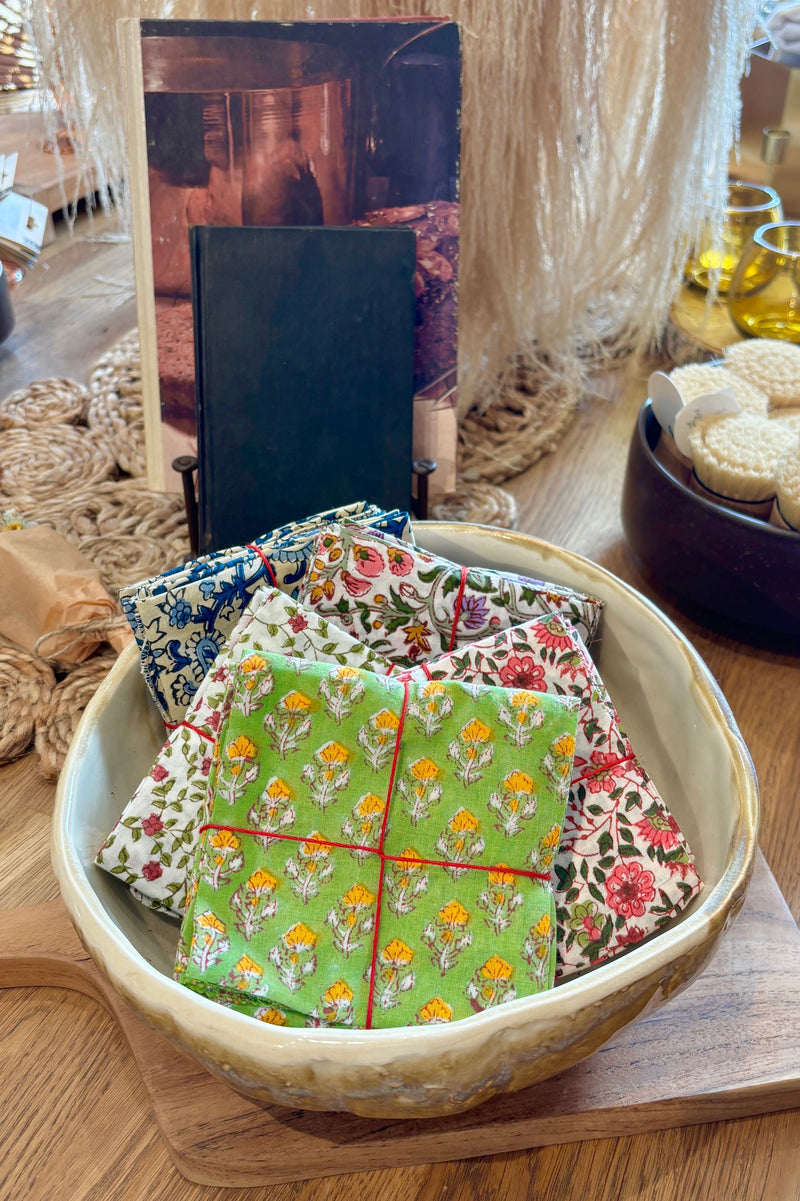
[0,206,136,396]
[2,217,800,1201]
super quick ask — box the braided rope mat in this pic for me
[0,377,89,428]
[0,330,190,777]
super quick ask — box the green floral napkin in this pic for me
[296,523,604,665]
[395,613,703,977]
[175,653,579,1028]
[95,588,393,915]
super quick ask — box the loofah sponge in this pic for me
[724,338,800,410]
[687,410,798,510]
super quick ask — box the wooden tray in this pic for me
[2,850,799,1188]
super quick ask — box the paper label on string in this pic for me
[673,387,740,456]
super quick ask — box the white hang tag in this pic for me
[648,371,684,439]
[673,387,740,457]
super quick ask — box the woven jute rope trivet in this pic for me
[458,370,581,486]
[78,532,181,596]
[0,424,118,502]
[35,652,117,780]
[0,377,90,429]
[86,330,146,477]
[0,642,56,763]
[431,483,518,530]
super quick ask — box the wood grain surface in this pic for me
[1,213,799,1201]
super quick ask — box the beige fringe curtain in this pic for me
[28,1,752,419]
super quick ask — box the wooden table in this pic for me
[1,217,800,1201]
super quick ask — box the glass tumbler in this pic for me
[727,221,800,342]
[685,181,783,293]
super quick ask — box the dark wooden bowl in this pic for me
[621,400,800,640]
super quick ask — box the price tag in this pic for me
[673,387,740,456]
[648,372,684,439]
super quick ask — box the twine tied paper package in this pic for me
[0,524,131,666]
[175,653,579,1028]
[396,613,703,977]
[119,502,411,723]
[297,523,604,664]
[96,588,393,914]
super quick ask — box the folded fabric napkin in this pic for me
[119,502,411,722]
[296,524,604,665]
[174,653,579,1028]
[96,587,394,915]
[395,613,703,977]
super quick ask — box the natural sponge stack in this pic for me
[724,338,800,410]
[665,341,800,525]
[687,410,798,517]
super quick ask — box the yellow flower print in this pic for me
[332,665,361,680]
[233,954,262,977]
[240,652,267,678]
[283,922,317,949]
[420,680,446,697]
[552,733,576,758]
[410,757,440,781]
[264,777,293,801]
[541,825,561,849]
[342,883,375,910]
[418,997,453,1023]
[281,690,313,712]
[197,910,226,932]
[301,831,329,860]
[381,938,414,965]
[374,709,401,731]
[226,734,257,775]
[438,899,470,927]
[510,690,541,708]
[503,769,534,794]
[356,793,385,818]
[317,741,349,765]
[324,980,354,1005]
[533,912,551,938]
[209,829,241,852]
[481,954,513,981]
[460,718,492,744]
[449,808,479,833]
[488,865,515,886]
[255,1007,287,1025]
[247,868,279,894]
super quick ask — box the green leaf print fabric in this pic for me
[175,653,580,1029]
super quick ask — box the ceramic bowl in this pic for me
[621,400,800,640]
[52,523,758,1119]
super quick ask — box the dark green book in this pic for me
[190,224,416,552]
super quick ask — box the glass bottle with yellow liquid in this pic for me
[728,221,800,342]
[685,181,783,293]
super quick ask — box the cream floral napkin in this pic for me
[96,588,394,914]
[296,523,604,664]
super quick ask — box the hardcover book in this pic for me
[191,223,416,553]
[119,17,461,497]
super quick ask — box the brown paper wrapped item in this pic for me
[0,525,133,667]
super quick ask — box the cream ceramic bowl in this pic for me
[52,523,758,1119]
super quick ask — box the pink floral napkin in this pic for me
[296,523,604,665]
[395,612,703,978]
